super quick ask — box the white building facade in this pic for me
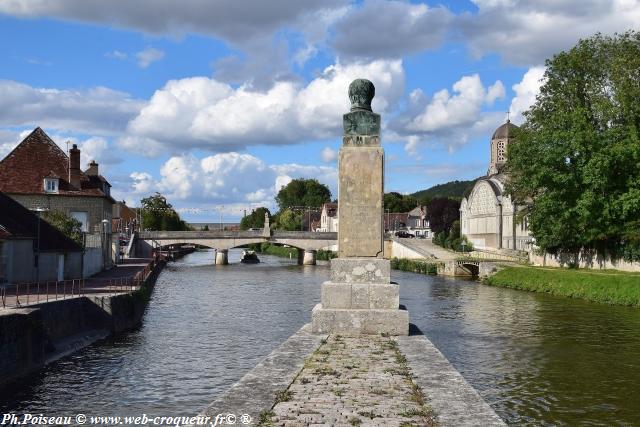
[460,121,533,251]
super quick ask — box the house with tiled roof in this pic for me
[0,127,116,274]
[406,205,431,238]
[318,203,338,232]
[0,191,82,284]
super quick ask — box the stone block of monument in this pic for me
[311,79,409,336]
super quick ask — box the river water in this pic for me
[2,249,640,426]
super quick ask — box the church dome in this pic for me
[492,120,518,139]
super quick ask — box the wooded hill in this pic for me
[411,180,475,201]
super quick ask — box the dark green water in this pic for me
[2,250,640,426]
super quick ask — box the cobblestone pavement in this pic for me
[265,334,436,427]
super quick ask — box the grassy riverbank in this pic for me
[390,258,439,275]
[484,266,640,307]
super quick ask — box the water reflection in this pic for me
[2,251,640,426]
[398,271,640,426]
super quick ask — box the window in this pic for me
[44,178,59,193]
[70,211,89,232]
[497,141,506,162]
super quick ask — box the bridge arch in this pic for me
[458,261,480,277]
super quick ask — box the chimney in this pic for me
[86,160,99,176]
[69,144,81,189]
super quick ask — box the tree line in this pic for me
[506,31,640,261]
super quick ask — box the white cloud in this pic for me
[105,50,127,60]
[0,80,142,135]
[0,0,348,45]
[406,74,501,132]
[120,59,405,154]
[293,44,318,67]
[0,129,22,159]
[486,80,506,105]
[461,0,640,65]
[332,0,452,59]
[129,172,155,194]
[392,74,506,153]
[77,136,122,167]
[509,66,546,124]
[136,47,164,68]
[321,147,337,162]
[123,153,337,212]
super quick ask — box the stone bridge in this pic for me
[136,230,337,265]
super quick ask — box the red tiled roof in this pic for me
[0,127,111,199]
[323,203,338,217]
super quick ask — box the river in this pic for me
[2,249,640,426]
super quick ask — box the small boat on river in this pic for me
[240,250,260,264]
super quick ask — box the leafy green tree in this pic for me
[506,31,640,260]
[426,197,460,234]
[140,192,191,231]
[274,208,302,231]
[383,192,417,213]
[240,207,270,230]
[202,225,209,231]
[44,211,83,246]
[275,179,331,211]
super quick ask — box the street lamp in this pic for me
[101,219,110,269]
[219,206,224,231]
[461,241,467,255]
[33,207,49,283]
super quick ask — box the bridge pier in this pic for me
[298,249,318,265]
[215,249,228,265]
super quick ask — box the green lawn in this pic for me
[484,266,640,307]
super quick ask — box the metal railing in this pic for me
[1,258,161,309]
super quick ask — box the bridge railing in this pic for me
[139,230,265,239]
[139,230,338,240]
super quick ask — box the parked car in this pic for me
[395,231,415,238]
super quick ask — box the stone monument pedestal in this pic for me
[311,78,409,336]
[311,258,408,335]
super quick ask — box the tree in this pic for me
[383,192,417,213]
[202,225,209,231]
[275,179,331,211]
[140,192,191,231]
[426,197,460,234]
[44,211,83,246]
[240,207,270,230]
[506,32,640,260]
[274,208,302,231]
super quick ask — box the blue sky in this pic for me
[1,0,638,222]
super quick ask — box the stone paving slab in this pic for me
[200,324,326,426]
[395,334,506,427]
[267,334,435,427]
[201,323,506,427]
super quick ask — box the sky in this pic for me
[1,0,639,222]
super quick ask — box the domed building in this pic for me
[459,120,533,251]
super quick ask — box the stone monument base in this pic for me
[311,304,408,336]
[311,258,409,336]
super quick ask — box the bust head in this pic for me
[348,79,375,112]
